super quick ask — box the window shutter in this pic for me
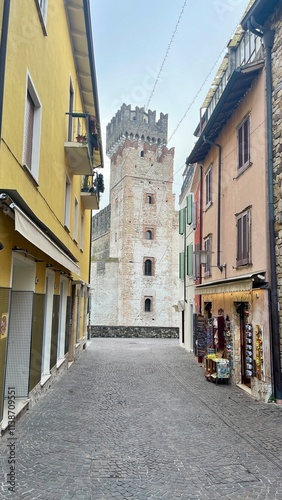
[186,194,193,225]
[179,208,185,235]
[192,201,197,229]
[179,252,184,280]
[23,91,35,168]
[187,244,193,276]
[243,118,250,165]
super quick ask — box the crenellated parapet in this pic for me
[106,104,168,157]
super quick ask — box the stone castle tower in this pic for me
[90,104,179,335]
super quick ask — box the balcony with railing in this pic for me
[198,27,263,137]
[80,171,104,210]
[186,25,264,165]
[64,113,101,175]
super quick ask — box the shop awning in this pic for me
[195,272,266,295]
[13,205,80,276]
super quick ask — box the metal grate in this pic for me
[5,291,33,398]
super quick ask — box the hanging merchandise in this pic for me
[224,317,234,370]
[245,324,253,377]
[255,325,264,380]
[196,315,206,360]
[206,318,215,354]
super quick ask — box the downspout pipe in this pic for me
[203,137,224,272]
[247,16,282,402]
[0,0,11,137]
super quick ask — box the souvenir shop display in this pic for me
[204,354,230,384]
[223,317,233,370]
[196,315,206,361]
[255,325,264,380]
[206,318,215,354]
[245,324,253,377]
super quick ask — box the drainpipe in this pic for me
[203,137,224,272]
[247,17,282,403]
[0,0,11,137]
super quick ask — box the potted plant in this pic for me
[81,175,90,192]
[76,134,87,143]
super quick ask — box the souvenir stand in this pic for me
[203,315,231,384]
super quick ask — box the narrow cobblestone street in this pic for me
[1,338,282,499]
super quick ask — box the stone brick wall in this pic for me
[270,3,282,360]
[90,326,179,338]
[91,106,179,330]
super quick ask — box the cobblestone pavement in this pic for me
[1,338,282,499]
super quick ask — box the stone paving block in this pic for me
[0,339,282,498]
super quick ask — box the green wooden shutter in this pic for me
[186,194,193,225]
[187,244,193,276]
[179,208,185,235]
[179,251,185,279]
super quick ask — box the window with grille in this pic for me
[238,116,250,171]
[236,210,251,266]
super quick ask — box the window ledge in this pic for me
[235,262,253,269]
[235,162,253,179]
[56,358,66,369]
[204,202,213,212]
[40,374,51,387]
[22,164,39,188]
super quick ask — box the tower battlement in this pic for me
[106,104,168,157]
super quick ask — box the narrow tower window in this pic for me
[145,298,151,312]
[147,195,152,204]
[144,259,152,276]
[146,230,152,240]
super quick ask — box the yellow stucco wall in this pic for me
[0,0,91,283]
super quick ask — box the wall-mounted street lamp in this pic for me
[193,249,214,265]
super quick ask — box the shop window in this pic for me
[238,116,250,171]
[236,209,251,266]
[144,298,152,312]
[205,166,212,207]
[204,235,212,276]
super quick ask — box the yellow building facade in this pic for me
[0,0,104,430]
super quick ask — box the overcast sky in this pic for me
[91,0,251,210]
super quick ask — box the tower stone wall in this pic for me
[91,105,179,335]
